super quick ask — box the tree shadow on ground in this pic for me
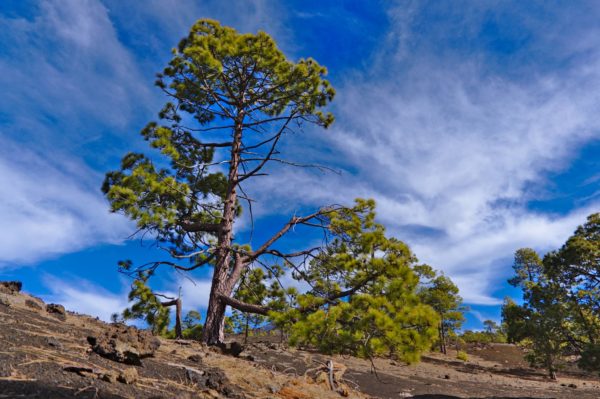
[422,355,545,382]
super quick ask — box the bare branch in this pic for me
[241,132,281,151]
[261,158,341,174]
[235,115,294,184]
[246,207,339,261]
[159,86,230,119]
[262,247,321,259]
[182,124,236,133]
[242,116,297,128]
[135,254,216,273]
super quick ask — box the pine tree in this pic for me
[416,266,465,354]
[103,19,445,359]
[275,200,440,363]
[544,213,600,371]
[103,19,335,345]
[483,320,498,334]
[503,248,572,379]
[121,268,183,338]
[229,267,268,343]
[503,214,600,377]
[181,310,203,340]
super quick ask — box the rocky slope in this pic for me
[1,281,600,399]
[0,282,365,399]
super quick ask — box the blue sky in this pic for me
[1,0,599,330]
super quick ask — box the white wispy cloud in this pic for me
[244,3,600,305]
[0,0,290,268]
[101,0,289,56]
[0,138,131,266]
[467,309,500,327]
[39,271,214,323]
[0,0,149,266]
[0,0,152,145]
[41,275,130,322]
[2,1,599,312]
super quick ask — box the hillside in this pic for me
[1,282,599,399]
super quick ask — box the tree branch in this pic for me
[262,247,321,259]
[235,114,295,184]
[226,252,247,293]
[136,255,216,273]
[246,208,338,261]
[218,293,269,315]
[241,131,281,151]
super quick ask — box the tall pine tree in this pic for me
[103,19,334,344]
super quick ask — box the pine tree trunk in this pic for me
[438,326,444,353]
[160,297,184,339]
[203,296,227,344]
[439,321,447,355]
[202,115,244,345]
[174,298,182,339]
[244,316,249,344]
[547,355,557,380]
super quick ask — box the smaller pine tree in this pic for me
[416,265,465,354]
[502,249,570,379]
[122,277,171,336]
[120,264,185,338]
[275,200,440,363]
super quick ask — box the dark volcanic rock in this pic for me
[87,324,160,365]
[218,341,244,357]
[46,304,66,321]
[62,365,95,377]
[189,367,243,398]
[0,281,22,294]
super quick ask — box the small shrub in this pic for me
[456,351,468,361]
